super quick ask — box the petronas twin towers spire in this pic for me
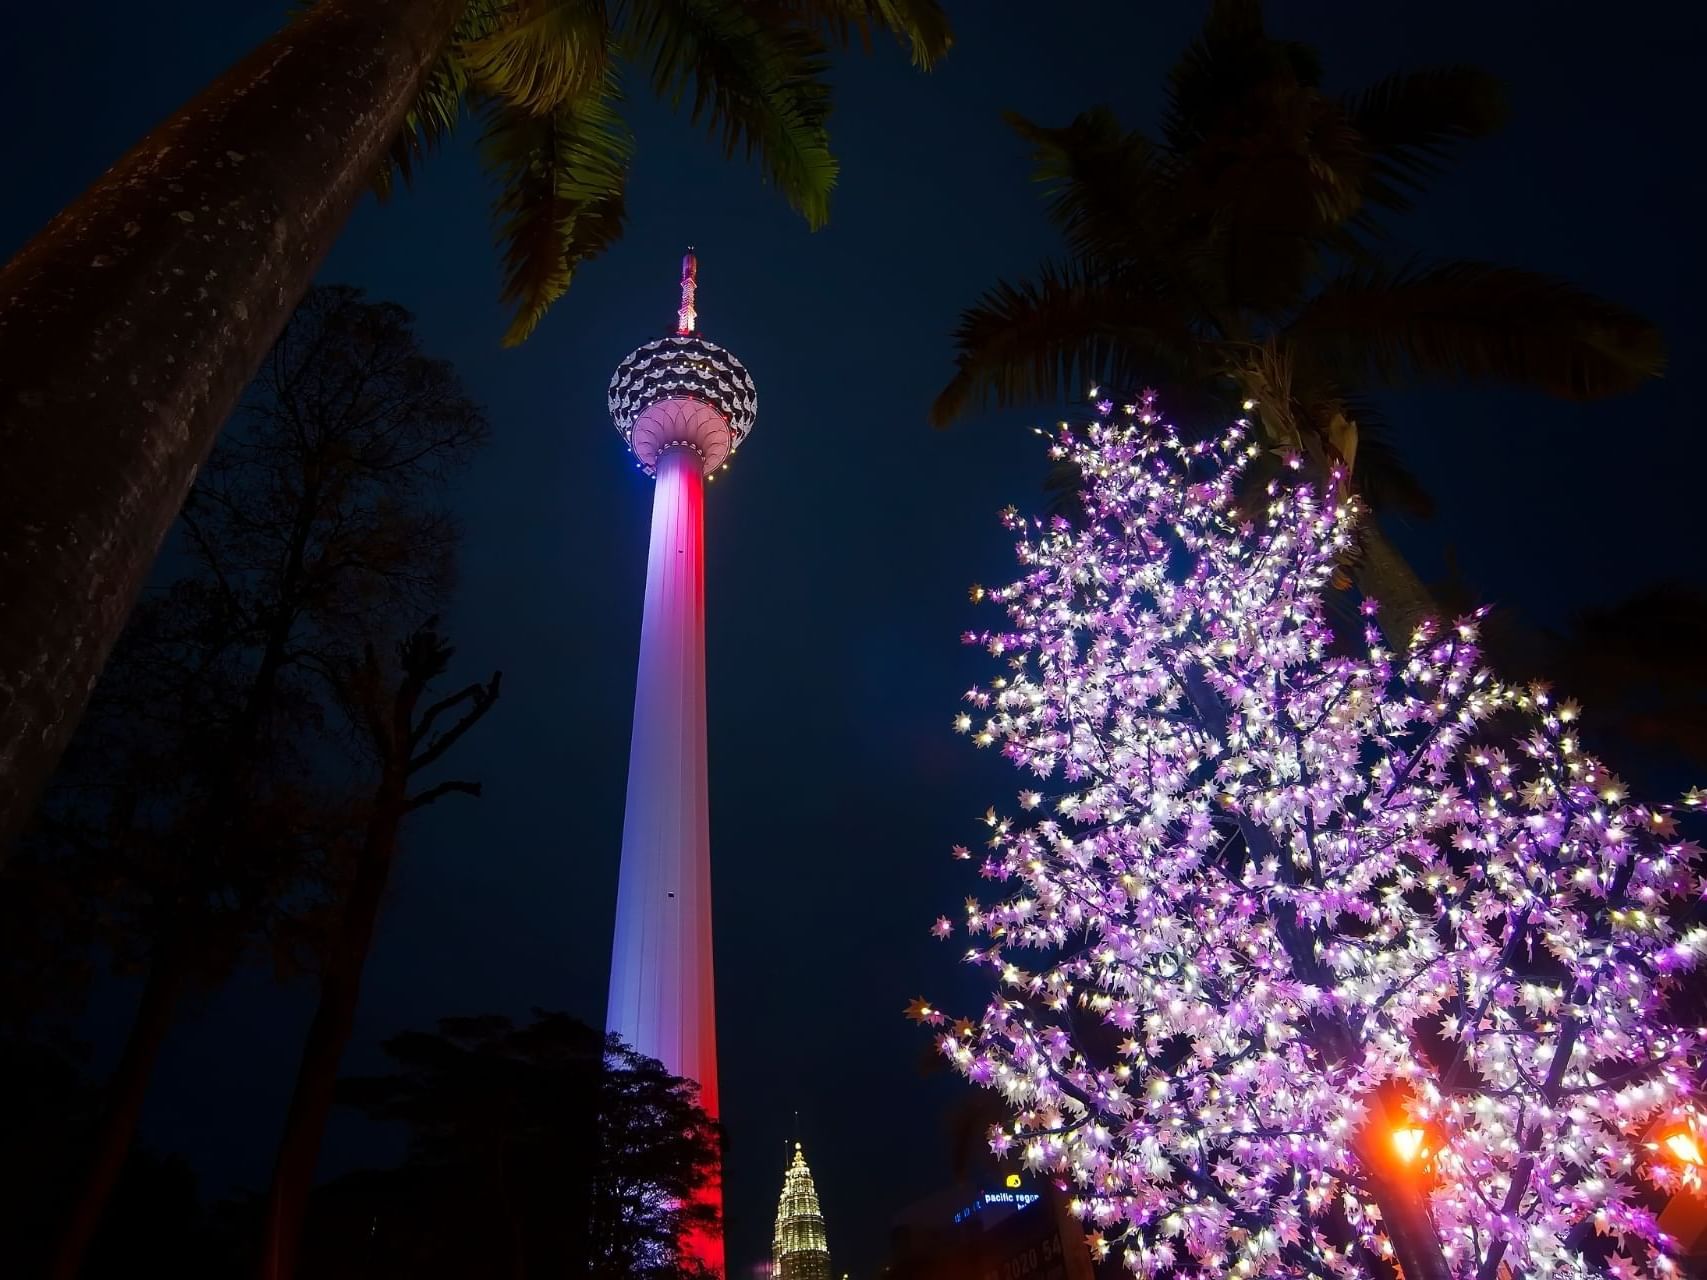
[772,1143,833,1280]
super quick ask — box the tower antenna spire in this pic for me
[677,246,698,335]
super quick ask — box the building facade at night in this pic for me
[773,1143,833,1280]
[605,251,757,1276]
[881,1179,1095,1280]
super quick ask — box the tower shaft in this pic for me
[607,442,722,1268]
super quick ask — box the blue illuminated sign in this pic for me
[953,1190,1041,1224]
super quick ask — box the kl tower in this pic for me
[606,250,755,1275]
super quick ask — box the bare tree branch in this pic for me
[409,673,501,775]
[408,779,482,810]
[410,682,484,749]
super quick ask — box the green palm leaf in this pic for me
[463,0,611,116]
[763,0,952,68]
[376,0,505,195]
[384,0,949,340]
[623,0,837,227]
[1005,109,1167,268]
[932,264,1194,427]
[1161,0,1321,154]
[1343,68,1507,213]
[482,70,632,347]
[1320,395,1435,518]
[1286,261,1666,399]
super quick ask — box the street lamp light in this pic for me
[1650,1112,1707,1264]
[1663,1130,1705,1170]
[1391,1126,1429,1165]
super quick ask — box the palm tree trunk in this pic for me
[0,0,466,853]
[1354,517,1439,652]
[50,948,188,1280]
[256,787,405,1280]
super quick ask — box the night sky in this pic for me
[2,3,1702,1277]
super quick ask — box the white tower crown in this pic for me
[608,250,757,476]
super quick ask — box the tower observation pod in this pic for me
[606,250,756,1277]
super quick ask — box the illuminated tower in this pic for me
[606,250,755,1276]
[773,1143,833,1280]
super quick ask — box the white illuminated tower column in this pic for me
[606,251,756,1277]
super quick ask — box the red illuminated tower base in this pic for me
[606,253,757,1277]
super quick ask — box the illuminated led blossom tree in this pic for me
[923,394,1706,1280]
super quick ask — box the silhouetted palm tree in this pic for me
[931,0,1661,646]
[0,0,953,849]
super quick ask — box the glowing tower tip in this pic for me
[677,247,698,335]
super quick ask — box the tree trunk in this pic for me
[493,1141,530,1280]
[1354,517,1439,653]
[1178,666,1455,1280]
[50,949,188,1280]
[256,786,404,1280]
[1351,1096,1456,1280]
[0,0,466,853]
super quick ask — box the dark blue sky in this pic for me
[2,3,1702,1277]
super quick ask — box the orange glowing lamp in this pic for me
[1664,1130,1706,1168]
[1392,1126,1429,1165]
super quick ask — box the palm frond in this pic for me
[1343,68,1507,212]
[481,69,632,346]
[463,0,611,115]
[376,0,506,197]
[624,0,837,227]
[1331,398,1435,518]
[1162,0,1320,154]
[860,0,953,67]
[1553,583,1707,770]
[931,263,1193,427]
[1286,261,1665,399]
[757,0,952,68]
[1005,109,1169,268]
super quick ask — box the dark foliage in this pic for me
[932,0,1663,647]
[3,285,488,1279]
[0,1039,216,1278]
[258,620,501,1280]
[298,1014,720,1280]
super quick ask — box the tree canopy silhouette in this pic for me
[10,285,488,1280]
[932,0,1662,646]
[300,1013,721,1280]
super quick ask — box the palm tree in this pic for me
[930,0,1660,647]
[0,0,953,850]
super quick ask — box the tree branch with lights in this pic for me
[921,393,1706,1279]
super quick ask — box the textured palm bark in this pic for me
[0,0,466,851]
[1354,517,1440,652]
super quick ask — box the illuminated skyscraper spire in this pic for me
[606,253,757,1276]
[773,1143,833,1280]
